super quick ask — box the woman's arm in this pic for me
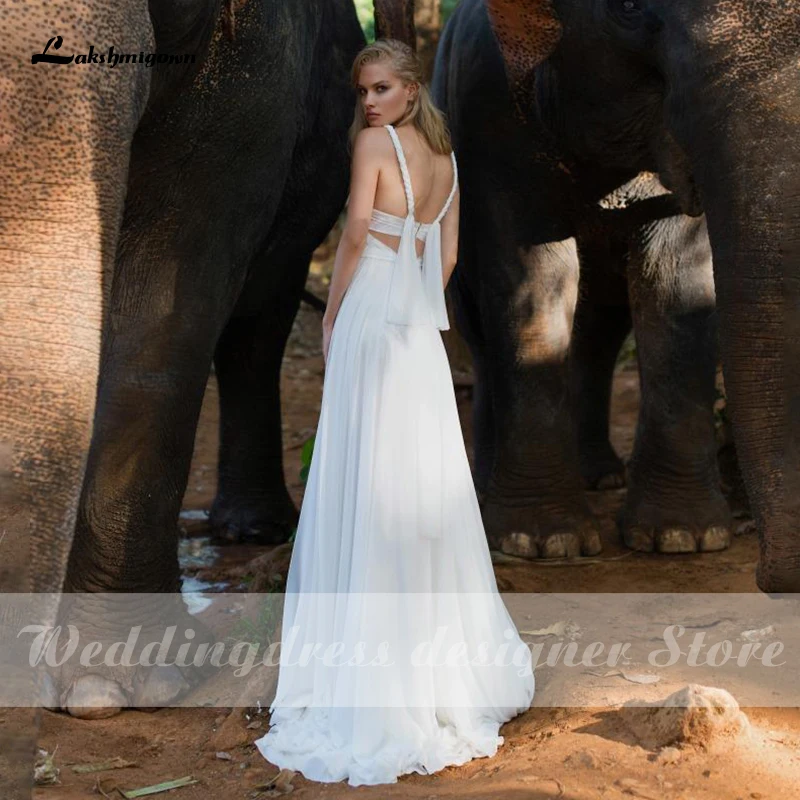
[440,186,460,289]
[322,129,383,338]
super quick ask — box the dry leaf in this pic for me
[121,776,199,798]
[71,756,137,774]
[586,669,660,684]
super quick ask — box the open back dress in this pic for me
[255,123,534,786]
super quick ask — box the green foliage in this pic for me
[441,0,461,24]
[227,596,283,649]
[615,332,637,368]
[300,434,315,485]
[355,0,375,41]
[287,433,315,546]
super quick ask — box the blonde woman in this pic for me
[256,39,534,786]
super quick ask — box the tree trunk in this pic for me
[415,0,441,82]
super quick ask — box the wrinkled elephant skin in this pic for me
[0,0,365,792]
[430,0,799,589]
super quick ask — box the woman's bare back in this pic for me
[371,125,457,258]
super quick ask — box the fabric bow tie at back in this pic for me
[385,213,450,329]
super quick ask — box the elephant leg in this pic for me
[59,255,230,716]
[570,234,632,489]
[1,2,153,783]
[448,265,494,497]
[210,67,352,541]
[210,256,311,543]
[479,237,602,559]
[66,304,221,592]
[622,214,732,553]
[470,344,496,499]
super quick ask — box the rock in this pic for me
[656,746,682,765]
[564,748,600,769]
[209,710,251,751]
[622,684,750,751]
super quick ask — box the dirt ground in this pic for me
[29,249,800,799]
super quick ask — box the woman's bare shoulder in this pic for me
[353,125,392,155]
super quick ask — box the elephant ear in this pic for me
[485,0,562,121]
[373,0,417,50]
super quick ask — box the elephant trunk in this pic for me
[681,80,800,592]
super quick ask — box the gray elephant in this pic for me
[0,0,365,793]
[425,0,799,591]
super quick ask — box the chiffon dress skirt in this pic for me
[255,124,534,786]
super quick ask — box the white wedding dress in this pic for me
[255,124,534,786]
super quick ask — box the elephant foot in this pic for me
[210,492,298,545]
[483,499,603,559]
[43,597,215,720]
[59,665,190,719]
[621,491,733,554]
[580,444,627,490]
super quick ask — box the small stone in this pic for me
[216,751,232,760]
[657,746,682,765]
[703,769,711,777]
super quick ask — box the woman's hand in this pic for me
[322,316,335,366]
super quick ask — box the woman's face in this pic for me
[356,61,416,126]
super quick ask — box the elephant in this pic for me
[1,0,366,793]
[425,0,799,591]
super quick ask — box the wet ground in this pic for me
[29,244,800,799]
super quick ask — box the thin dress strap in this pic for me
[382,125,453,332]
[434,152,459,225]
[385,124,415,218]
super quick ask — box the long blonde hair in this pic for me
[348,38,452,155]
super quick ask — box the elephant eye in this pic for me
[609,0,645,25]
[610,0,642,14]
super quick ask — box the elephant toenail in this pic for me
[64,675,128,719]
[657,528,697,553]
[500,532,539,558]
[582,530,603,556]
[700,526,732,552]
